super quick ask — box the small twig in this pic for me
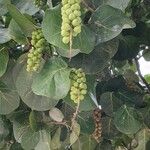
[81,0,95,12]
[69,30,73,61]
[46,121,71,130]
[134,58,150,93]
[71,102,80,129]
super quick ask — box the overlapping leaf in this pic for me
[32,57,71,100]
[42,6,96,57]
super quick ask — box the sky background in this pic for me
[139,57,150,76]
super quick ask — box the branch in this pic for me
[81,0,95,12]
[71,102,80,129]
[46,121,71,130]
[134,58,150,93]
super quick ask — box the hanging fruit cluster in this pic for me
[70,68,87,103]
[34,0,47,8]
[26,29,50,72]
[125,80,142,93]
[92,108,102,143]
[61,0,82,44]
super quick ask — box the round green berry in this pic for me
[74,10,81,16]
[69,13,76,20]
[74,25,81,33]
[72,19,80,26]
[62,36,70,44]
[81,90,87,95]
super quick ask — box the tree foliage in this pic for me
[0,0,150,149]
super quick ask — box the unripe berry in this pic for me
[74,26,81,34]
[61,0,82,44]
[26,29,50,72]
[69,68,87,103]
[69,13,76,20]
[62,36,70,44]
[72,19,80,26]
[74,10,81,16]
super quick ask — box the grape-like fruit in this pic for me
[70,68,87,103]
[61,0,82,44]
[26,29,50,72]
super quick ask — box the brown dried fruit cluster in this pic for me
[92,108,102,143]
[125,80,142,93]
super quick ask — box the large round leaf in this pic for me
[8,19,28,44]
[35,130,51,150]
[68,39,118,74]
[90,5,135,44]
[12,0,39,15]
[0,28,11,44]
[13,56,58,111]
[134,128,150,150]
[32,57,71,100]
[0,48,9,77]
[7,4,36,37]
[0,117,9,142]
[0,84,20,114]
[0,61,20,115]
[42,6,96,57]
[0,0,10,15]
[114,105,142,134]
[21,129,40,150]
[106,0,131,11]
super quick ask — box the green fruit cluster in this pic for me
[26,29,50,72]
[61,0,82,44]
[34,0,47,8]
[70,68,87,103]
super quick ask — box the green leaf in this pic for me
[114,105,142,134]
[113,36,141,61]
[95,139,113,150]
[0,61,20,115]
[102,117,119,139]
[8,19,28,44]
[0,28,11,44]
[21,129,40,150]
[106,0,131,11]
[13,121,28,143]
[32,57,71,100]
[134,128,150,150]
[144,74,150,84]
[10,143,23,150]
[0,81,20,114]
[7,4,36,37]
[69,39,118,74]
[12,0,39,15]
[143,49,150,61]
[0,48,9,77]
[77,111,95,134]
[70,121,80,146]
[0,0,10,16]
[51,128,61,149]
[42,6,96,57]
[14,55,58,111]
[0,117,9,142]
[72,135,97,150]
[29,110,38,132]
[90,5,135,44]
[49,108,64,122]
[35,130,51,150]
[100,92,114,116]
